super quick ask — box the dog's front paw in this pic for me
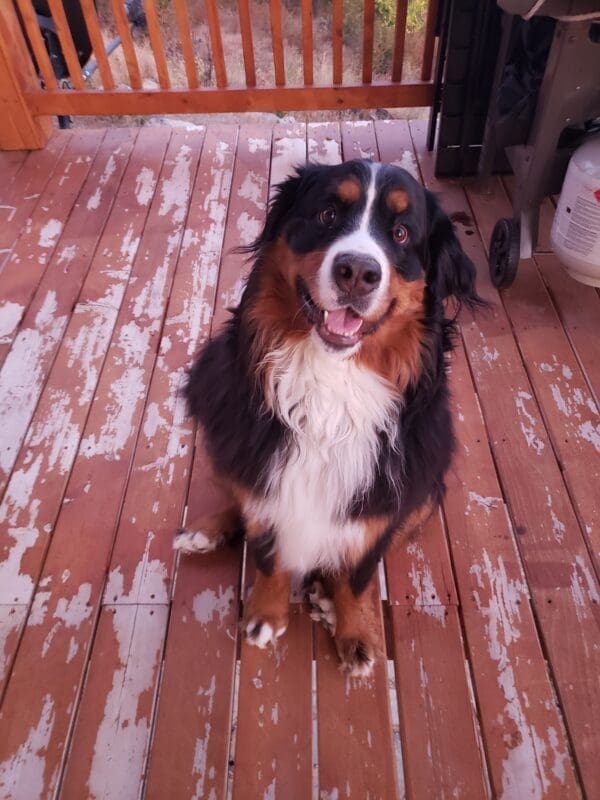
[243,615,288,649]
[336,636,376,678]
[173,528,224,555]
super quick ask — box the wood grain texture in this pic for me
[332,0,343,85]
[0,128,132,495]
[109,0,142,89]
[362,0,375,84]
[79,0,115,90]
[46,0,86,89]
[411,118,599,798]
[391,0,409,82]
[143,0,171,90]
[12,0,58,90]
[464,176,600,573]
[269,0,285,87]
[206,0,228,88]
[0,132,200,800]
[238,0,256,87]
[25,83,435,115]
[301,0,314,85]
[173,0,198,89]
[0,134,70,272]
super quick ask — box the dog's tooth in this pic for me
[323,309,328,322]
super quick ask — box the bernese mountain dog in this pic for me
[175,159,483,677]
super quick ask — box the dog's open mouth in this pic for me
[297,277,393,349]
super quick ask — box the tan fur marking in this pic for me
[336,177,362,204]
[387,189,410,213]
[356,276,425,389]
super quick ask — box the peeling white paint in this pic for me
[104,531,168,605]
[192,585,235,626]
[392,150,419,180]
[38,218,62,249]
[0,694,55,800]
[467,492,501,515]
[134,167,156,206]
[159,144,192,224]
[470,551,567,796]
[514,391,545,455]
[0,302,24,342]
[86,154,117,211]
[87,607,165,800]
[238,171,266,205]
[570,555,600,619]
[0,527,37,604]
[308,136,340,165]
[407,542,446,625]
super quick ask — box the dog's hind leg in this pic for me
[173,505,243,555]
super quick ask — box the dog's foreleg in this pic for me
[173,505,243,555]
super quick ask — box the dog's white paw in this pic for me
[307,580,337,635]
[244,618,288,649]
[173,529,223,555]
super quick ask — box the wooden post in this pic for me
[0,2,53,150]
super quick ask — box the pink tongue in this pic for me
[325,308,363,337]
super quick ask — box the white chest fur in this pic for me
[249,335,399,574]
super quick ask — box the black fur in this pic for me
[186,160,482,595]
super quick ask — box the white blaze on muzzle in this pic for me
[317,162,390,314]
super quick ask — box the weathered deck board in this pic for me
[0,129,168,700]
[59,604,168,800]
[0,129,104,369]
[0,135,70,272]
[445,345,580,798]
[0,128,135,499]
[464,176,600,574]
[145,124,273,798]
[410,119,600,798]
[0,122,598,800]
[0,131,201,799]
[535,252,600,405]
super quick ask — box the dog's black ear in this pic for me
[425,191,486,310]
[240,167,305,254]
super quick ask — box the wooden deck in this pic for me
[0,120,598,800]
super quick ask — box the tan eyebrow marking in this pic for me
[336,178,362,204]
[387,189,410,213]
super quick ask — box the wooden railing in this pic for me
[0,0,438,149]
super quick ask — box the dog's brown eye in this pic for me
[393,224,409,244]
[319,206,337,227]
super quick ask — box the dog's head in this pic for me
[243,160,482,364]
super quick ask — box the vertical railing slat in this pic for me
[173,0,198,89]
[143,0,171,89]
[46,0,86,89]
[110,0,142,89]
[238,0,256,87]
[332,0,343,85]
[14,0,58,90]
[269,0,285,87]
[205,0,228,88]
[362,0,375,84]
[420,0,438,82]
[391,0,408,82]
[79,0,115,90]
[301,0,313,85]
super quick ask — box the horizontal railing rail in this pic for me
[1,0,439,149]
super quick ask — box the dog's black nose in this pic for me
[333,253,382,296]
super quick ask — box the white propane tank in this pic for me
[551,135,600,286]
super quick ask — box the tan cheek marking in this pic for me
[387,189,410,213]
[336,178,362,204]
